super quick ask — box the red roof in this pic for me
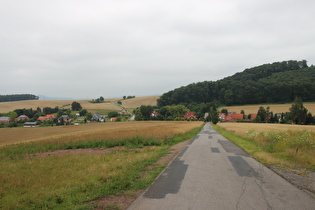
[181,112,197,121]
[221,113,244,122]
[38,115,56,121]
[249,114,257,121]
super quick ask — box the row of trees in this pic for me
[134,105,190,121]
[0,94,39,102]
[157,60,315,107]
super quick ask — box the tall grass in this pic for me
[0,125,203,209]
[213,124,315,171]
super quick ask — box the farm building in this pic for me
[0,116,10,124]
[24,122,38,127]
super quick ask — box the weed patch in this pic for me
[214,124,315,171]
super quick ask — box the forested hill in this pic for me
[157,60,315,107]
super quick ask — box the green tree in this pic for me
[99,96,104,102]
[85,112,93,121]
[140,105,153,119]
[71,101,82,111]
[79,109,88,116]
[240,110,245,119]
[108,111,119,118]
[256,106,270,123]
[221,109,228,114]
[289,97,308,124]
[209,107,219,124]
[135,108,144,121]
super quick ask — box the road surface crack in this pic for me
[236,177,247,210]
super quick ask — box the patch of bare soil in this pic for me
[269,165,315,195]
[25,148,114,158]
[89,138,193,210]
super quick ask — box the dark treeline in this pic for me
[157,60,315,107]
[0,94,39,102]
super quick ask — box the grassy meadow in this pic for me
[220,102,315,115]
[0,121,203,209]
[215,123,315,171]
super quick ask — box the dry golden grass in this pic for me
[220,102,315,115]
[120,96,160,108]
[217,122,315,136]
[0,121,203,147]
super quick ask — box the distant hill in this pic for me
[157,60,315,107]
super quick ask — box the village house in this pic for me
[0,116,10,124]
[218,112,258,122]
[91,112,105,122]
[181,112,198,121]
[58,115,72,124]
[225,113,244,122]
[119,109,129,116]
[110,117,117,122]
[15,115,29,121]
[151,111,159,117]
[37,114,56,121]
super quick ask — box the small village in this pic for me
[1,108,263,128]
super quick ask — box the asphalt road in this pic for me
[128,123,315,210]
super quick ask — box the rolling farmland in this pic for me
[0,96,160,113]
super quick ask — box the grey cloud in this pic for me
[1,0,315,99]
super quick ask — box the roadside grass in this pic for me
[213,124,315,171]
[0,123,203,209]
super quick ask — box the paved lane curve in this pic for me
[128,123,315,210]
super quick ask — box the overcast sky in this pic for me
[1,0,315,99]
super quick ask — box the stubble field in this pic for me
[0,95,160,114]
[0,121,201,147]
[217,122,315,135]
[220,102,315,114]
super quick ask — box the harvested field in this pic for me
[217,122,315,136]
[220,102,315,115]
[120,96,160,108]
[0,99,121,113]
[0,121,203,147]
